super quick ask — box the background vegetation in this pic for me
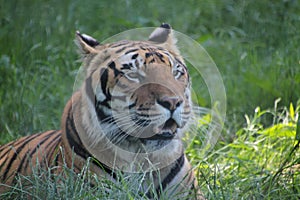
[0,0,299,199]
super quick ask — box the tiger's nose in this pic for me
[157,96,183,111]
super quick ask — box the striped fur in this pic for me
[0,24,204,199]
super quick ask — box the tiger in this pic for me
[0,23,205,199]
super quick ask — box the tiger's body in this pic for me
[0,24,204,199]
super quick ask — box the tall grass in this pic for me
[190,100,300,199]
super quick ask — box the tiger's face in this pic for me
[76,25,192,154]
[104,47,191,143]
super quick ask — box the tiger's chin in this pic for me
[121,118,182,146]
[151,118,180,139]
[101,121,182,153]
[115,128,181,152]
[145,130,176,140]
[126,117,181,140]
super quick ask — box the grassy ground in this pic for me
[0,0,300,199]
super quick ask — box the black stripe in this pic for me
[0,136,33,160]
[145,52,152,58]
[100,68,109,98]
[108,61,123,77]
[0,144,13,161]
[154,52,165,63]
[95,67,113,121]
[145,51,166,63]
[46,131,62,166]
[95,101,111,120]
[149,58,155,63]
[26,131,61,172]
[119,44,136,50]
[65,104,117,179]
[1,134,38,181]
[115,46,128,53]
[110,41,129,48]
[139,46,146,50]
[0,134,37,162]
[85,74,111,120]
[128,102,136,110]
[52,147,61,167]
[175,58,185,68]
[49,131,62,166]
[65,107,90,159]
[125,49,138,55]
[156,154,185,196]
[121,63,133,70]
[18,131,57,174]
[102,55,110,62]
[85,76,95,105]
[131,54,138,59]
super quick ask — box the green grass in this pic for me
[0,158,199,200]
[0,0,300,199]
[189,100,300,199]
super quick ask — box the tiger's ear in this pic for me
[149,23,180,55]
[75,31,100,55]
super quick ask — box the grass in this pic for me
[190,100,300,199]
[0,0,300,199]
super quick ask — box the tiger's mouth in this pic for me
[147,118,179,140]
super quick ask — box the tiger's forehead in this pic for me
[109,41,176,65]
[86,40,182,75]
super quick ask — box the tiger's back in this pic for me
[0,130,62,187]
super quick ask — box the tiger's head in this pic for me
[73,24,192,170]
